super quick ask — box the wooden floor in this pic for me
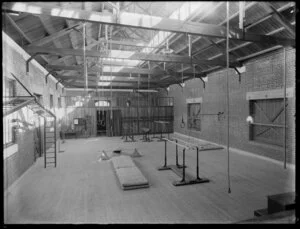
[4,135,295,224]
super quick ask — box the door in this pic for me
[97,110,107,136]
[106,109,122,137]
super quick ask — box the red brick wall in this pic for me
[167,47,295,164]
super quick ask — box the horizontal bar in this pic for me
[162,138,191,149]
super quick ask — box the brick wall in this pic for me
[167,47,295,164]
[3,32,65,190]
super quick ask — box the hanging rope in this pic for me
[82,22,88,123]
[138,74,140,133]
[148,61,151,128]
[109,25,113,137]
[226,1,231,194]
[180,63,185,128]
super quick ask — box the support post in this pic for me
[283,48,287,169]
[56,80,61,90]
[181,148,186,182]
[45,71,53,84]
[233,67,241,83]
[176,139,178,166]
[226,1,231,194]
[199,77,206,89]
[157,139,170,170]
[44,117,46,168]
[196,147,200,180]
[164,139,167,167]
[54,116,57,167]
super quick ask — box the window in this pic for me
[58,97,62,108]
[3,79,16,101]
[4,116,16,148]
[249,98,285,147]
[3,79,16,147]
[50,94,53,108]
[187,103,201,131]
[95,100,110,107]
[75,101,83,107]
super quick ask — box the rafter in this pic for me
[65,20,81,65]
[121,2,134,11]
[3,13,50,64]
[29,23,83,47]
[38,15,69,65]
[46,64,167,75]
[191,2,294,58]
[262,2,295,37]
[55,74,157,83]
[25,46,241,67]
[3,2,294,46]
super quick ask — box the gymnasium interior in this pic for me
[2,1,296,224]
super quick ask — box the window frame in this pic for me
[249,98,285,147]
[58,97,62,108]
[95,100,111,107]
[3,78,17,148]
[50,94,54,109]
[75,101,83,107]
[187,102,201,131]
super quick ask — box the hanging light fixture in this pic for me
[161,38,174,54]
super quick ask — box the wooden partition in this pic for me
[120,106,174,136]
[61,96,174,137]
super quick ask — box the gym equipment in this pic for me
[157,138,185,170]
[111,155,136,169]
[123,122,135,142]
[131,148,142,158]
[98,150,110,161]
[111,155,149,190]
[158,138,210,186]
[172,137,224,152]
[113,148,121,154]
[154,120,170,142]
[141,127,151,142]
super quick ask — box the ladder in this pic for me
[3,73,57,168]
[43,116,57,167]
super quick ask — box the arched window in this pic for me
[95,100,110,107]
[75,101,83,107]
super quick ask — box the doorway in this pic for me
[96,110,107,136]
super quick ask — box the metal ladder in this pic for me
[44,116,57,167]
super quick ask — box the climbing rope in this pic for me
[226,1,231,194]
[109,25,113,137]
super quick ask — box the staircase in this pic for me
[3,74,57,168]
